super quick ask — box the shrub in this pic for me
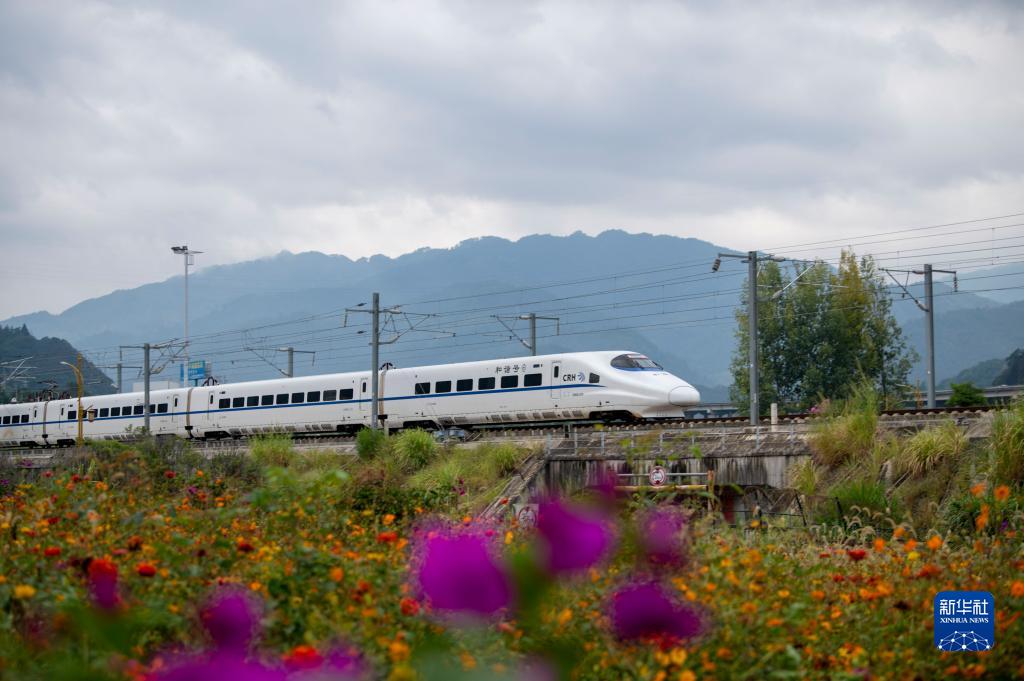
[816,478,898,530]
[486,443,526,477]
[808,381,879,468]
[991,400,1024,487]
[393,429,437,471]
[947,382,987,407]
[250,434,295,468]
[894,420,967,478]
[356,427,388,461]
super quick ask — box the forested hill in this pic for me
[0,325,115,401]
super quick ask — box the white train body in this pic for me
[0,351,700,446]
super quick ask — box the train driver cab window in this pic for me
[610,354,663,370]
[589,373,600,384]
[524,373,542,387]
[291,392,304,404]
[100,408,109,418]
[219,399,230,409]
[261,395,274,406]
[456,379,473,392]
[415,382,430,395]
[232,397,244,408]
[478,377,495,390]
[500,375,518,389]
[435,381,451,394]
[323,390,337,401]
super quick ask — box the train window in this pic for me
[1,416,8,425]
[307,391,321,402]
[291,392,305,404]
[22,414,29,423]
[456,379,473,392]
[247,396,259,407]
[339,389,354,400]
[233,397,244,408]
[524,373,542,387]
[100,408,109,418]
[259,395,272,406]
[275,394,287,405]
[219,399,230,409]
[478,377,495,390]
[435,381,451,394]
[501,375,518,389]
[111,407,121,416]
[323,390,337,401]
[362,381,367,393]
[68,411,77,420]
[554,366,560,377]
[123,405,132,415]
[158,403,169,414]
[149,404,156,414]
[610,354,663,370]
[415,382,430,395]
[589,373,600,384]
[134,405,144,415]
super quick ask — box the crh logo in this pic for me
[562,371,584,383]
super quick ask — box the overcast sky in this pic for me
[2,0,1022,320]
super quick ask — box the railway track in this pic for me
[0,404,997,460]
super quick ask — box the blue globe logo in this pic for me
[937,631,991,652]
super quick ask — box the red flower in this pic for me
[164,470,176,479]
[283,644,323,670]
[236,540,255,553]
[44,546,62,557]
[400,597,420,616]
[916,564,942,579]
[847,549,867,562]
[376,531,398,544]
[47,517,60,525]
[87,558,120,610]
[137,563,157,577]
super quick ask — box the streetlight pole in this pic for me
[59,355,84,446]
[171,245,202,386]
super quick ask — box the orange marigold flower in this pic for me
[873,538,886,552]
[329,567,344,582]
[847,549,867,562]
[44,546,61,557]
[927,535,943,551]
[376,531,398,544]
[995,485,1011,502]
[903,539,918,553]
[136,563,157,577]
[970,482,986,498]
[893,526,906,539]
[811,590,826,601]
[1011,581,1024,598]
[400,597,420,616]
[382,514,396,526]
[915,564,941,579]
[976,506,990,532]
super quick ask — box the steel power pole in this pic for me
[371,292,380,429]
[747,251,759,426]
[143,343,151,433]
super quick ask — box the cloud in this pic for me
[1,0,1022,318]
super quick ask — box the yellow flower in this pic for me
[777,589,790,599]
[679,672,696,681]
[670,648,688,665]
[995,485,1011,502]
[14,584,36,599]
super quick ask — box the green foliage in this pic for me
[356,427,388,460]
[946,382,987,407]
[808,381,879,468]
[0,324,115,399]
[816,478,899,531]
[729,251,915,414]
[392,429,437,472]
[991,399,1024,487]
[486,442,527,477]
[787,458,822,497]
[250,434,296,468]
[894,420,967,478]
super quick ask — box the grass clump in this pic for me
[392,429,437,472]
[250,434,295,468]
[482,442,527,477]
[894,420,967,478]
[991,399,1024,487]
[808,380,879,468]
[356,427,388,460]
[816,477,899,531]
[787,458,822,497]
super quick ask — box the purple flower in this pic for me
[417,532,511,615]
[200,589,261,653]
[610,581,704,642]
[536,500,614,573]
[638,508,689,567]
[159,653,286,681]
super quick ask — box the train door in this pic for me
[550,361,562,399]
[359,376,369,425]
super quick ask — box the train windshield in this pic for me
[611,354,663,370]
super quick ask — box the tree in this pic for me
[947,382,987,407]
[729,250,915,414]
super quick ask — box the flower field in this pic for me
[1,438,1023,680]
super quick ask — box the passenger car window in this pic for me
[456,379,473,392]
[415,382,430,395]
[1,416,8,424]
[478,377,495,390]
[219,399,230,409]
[261,395,274,406]
[232,397,244,408]
[323,390,337,401]
[524,373,542,387]
[22,414,29,423]
[276,394,289,405]
[134,405,144,415]
[111,407,121,416]
[340,389,354,400]
[291,393,305,404]
[247,396,259,407]
[100,408,109,418]
[307,391,321,402]
[158,403,169,414]
[501,375,518,389]
[435,381,451,394]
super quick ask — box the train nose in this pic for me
[669,385,701,407]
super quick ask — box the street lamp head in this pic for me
[711,257,721,273]
[171,245,188,254]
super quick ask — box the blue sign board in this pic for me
[180,360,209,383]
[934,591,995,652]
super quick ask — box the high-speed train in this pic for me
[0,351,700,446]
